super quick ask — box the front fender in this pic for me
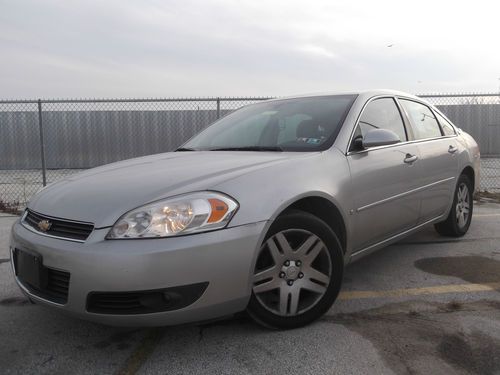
[214,149,354,249]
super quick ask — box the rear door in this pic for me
[347,97,422,251]
[398,99,459,223]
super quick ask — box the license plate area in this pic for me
[14,249,48,290]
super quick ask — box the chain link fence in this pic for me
[0,97,271,212]
[1,94,499,213]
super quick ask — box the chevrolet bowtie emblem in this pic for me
[37,219,52,232]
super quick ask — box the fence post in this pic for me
[37,99,47,186]
[216,97,221,119]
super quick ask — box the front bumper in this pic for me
[9,219,267,326]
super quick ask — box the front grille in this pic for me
[23,209,94,242]
[87,282,209,315]
[25,267,70,304]
[45,268,71,302]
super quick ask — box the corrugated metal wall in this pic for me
[0,109,232,169]
[436,104,500,156]
[1,103,499,170]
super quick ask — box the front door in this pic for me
[348,144,422,251]
[347,97,422,251]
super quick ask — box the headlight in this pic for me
[107,192,238,239]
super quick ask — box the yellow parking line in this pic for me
[474,214,500,217]
[338,282,500,300]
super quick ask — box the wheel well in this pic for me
[282,197,347,253]
[461,166,475,190]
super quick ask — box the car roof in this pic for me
[265,89,421,102]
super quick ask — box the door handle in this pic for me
[448,145,458,154]
[404,153,418,164]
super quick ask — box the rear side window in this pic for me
[400,99,442,140]
[435,112,456,136]
[356,98,407,141]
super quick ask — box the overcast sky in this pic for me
[1,0,499,99]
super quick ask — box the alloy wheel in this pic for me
[252,229,332,316]
[456,183,470,229]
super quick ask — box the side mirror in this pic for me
[362,129,401,148]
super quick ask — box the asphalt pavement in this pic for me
[1,202,499,375]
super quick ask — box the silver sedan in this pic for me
[10,90,480,328]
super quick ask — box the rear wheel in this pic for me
[434,174,473,237]
[247,210,344,329]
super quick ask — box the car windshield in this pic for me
[182,95,357,152]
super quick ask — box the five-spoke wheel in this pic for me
[435,173,473,237]
[253,229,331,316]
[456,182,470,229]
[247,210,343,329]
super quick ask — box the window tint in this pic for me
[435,112,456,136]
[400,99,442,139]
[356,98,407,141]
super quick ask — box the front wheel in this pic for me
[247,210,344,329]
[434,174,473,237]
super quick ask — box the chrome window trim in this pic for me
[345,94,457,156]
[356,176,456,212]
[346,134,458,156]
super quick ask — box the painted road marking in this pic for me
[473,213,500,217]
[115,328,165,375]
[338,282,500,300]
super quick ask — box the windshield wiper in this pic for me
[175,147,197,151]
[208,146,283,152]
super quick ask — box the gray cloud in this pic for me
[0,0,499,99]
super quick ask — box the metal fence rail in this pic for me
[1,94,499,212]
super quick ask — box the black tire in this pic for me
[434,174,473,237]
[247,210,344,329]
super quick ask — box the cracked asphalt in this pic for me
[1,202,499,375]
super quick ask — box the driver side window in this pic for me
[355,98,408,144]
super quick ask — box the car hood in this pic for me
[28,151,307,228]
